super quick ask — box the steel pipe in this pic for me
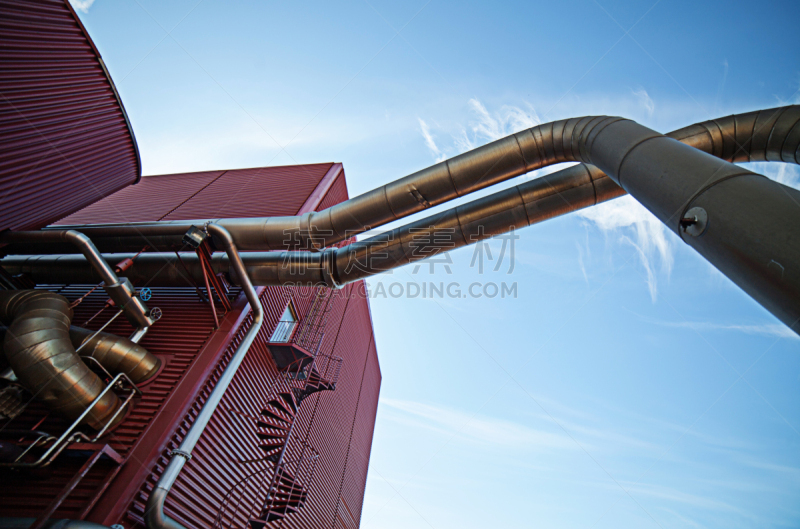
[10,106,796,256]
[144,224,263,529]
[0,230,154,330]
[16,116,799,335]
[0,290,122,430]
[69,327,161,384]
[0,163,622,287]
[2,109,798,334]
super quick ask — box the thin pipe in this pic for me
[145,224,264,529]
[0,230,154,330]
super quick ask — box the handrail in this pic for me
[0,372,141,468]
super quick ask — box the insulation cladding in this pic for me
[0,163,380,529]
[0,0,140,232]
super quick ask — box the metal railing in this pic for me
[0,371,141,468]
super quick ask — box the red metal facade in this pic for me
[0,0,140,232]
[57,163,337,225]
[125,281,379,529]
[0,165,381,529]
[55,170,225,225]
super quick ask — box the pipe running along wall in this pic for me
[7,105,800,286]
[9,106,797,256]
[145,224,264,529]
[4,109,800,329]
[0,230,155,330]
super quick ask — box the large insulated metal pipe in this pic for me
[145,224,263,529]
[14,106,798,256]
[0,326,161,385]
[0,230,155,330]
[18,116,799,334]
[69,327,161,384]
[7,106,800,287]
[0,290,122,430]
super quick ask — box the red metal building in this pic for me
[0,0,140,233]
[0,2,381,528]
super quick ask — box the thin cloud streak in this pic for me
[418,98,541,160]
[381,398,578,451]
[418,118,445,162]
[632,87,655,116]
[639,316,799,340]
[578,195,673,302]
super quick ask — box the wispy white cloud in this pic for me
[419,98,541,161]
[381,398,577,451]
[578,195,673,301]
[632,87,655,117]
[417,118,445,162]
[576,241,589,285]
[638,315,798,340]
[629,483,742,514]
[70,0,95,13]
[463,98,541,144]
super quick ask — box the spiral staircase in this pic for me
[215,288,343,528]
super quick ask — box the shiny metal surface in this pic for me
[12,106,796,258]
[0,290,120,430]
[69,327,160,384]
[0,0,140,233]
[12,109,798,334]
[145,224,264,529]
[0,230,154,330]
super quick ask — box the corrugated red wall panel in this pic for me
[57,170,224,224]
[0,163,381,529]
[56,163,335,225]
[163,164,334,220]
[0,0,140,232]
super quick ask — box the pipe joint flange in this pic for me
[321,248,341,289]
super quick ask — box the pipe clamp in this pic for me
[168,449,192,461]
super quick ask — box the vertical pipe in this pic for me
[145,224,264,529]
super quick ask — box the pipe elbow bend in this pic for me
[145,488,187,529]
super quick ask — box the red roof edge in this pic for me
[298,163,343,214]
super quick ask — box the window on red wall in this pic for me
[269,302,297,342]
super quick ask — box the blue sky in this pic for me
[72,0,800,527]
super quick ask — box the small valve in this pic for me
[149,307,163,322]
[138,287,152,301]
